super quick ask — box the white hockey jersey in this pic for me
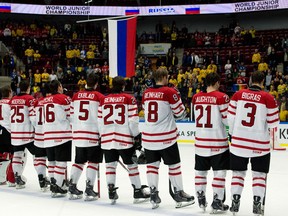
[192,90,230,157]
[98,93,139,150]
[141,86,185,150]
[33,97,45,148]
[10,94,35,146]
[0,98,11,132]
[71,90,104,147]
[228,86,279,158]
[43,93,72,148]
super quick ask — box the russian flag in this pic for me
[108,17,137,78]
[185,7,200,14]
[0,5,11,13]
[125,9,139,15]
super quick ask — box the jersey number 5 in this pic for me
[78,101,89,121]
[195,105,212,128]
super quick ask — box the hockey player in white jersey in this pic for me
[141,68,194,209]
[69,73,103,201]
[228,71,279,215]
[0,85,14,186]
[10,80,48,189]
[43,80,72,197]
[192,72,230,213]
[98,76,149,204]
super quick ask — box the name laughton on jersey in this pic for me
[195,96,217,103]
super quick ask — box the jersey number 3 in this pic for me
[241,103,256,127]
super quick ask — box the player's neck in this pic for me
[206,86,217,93]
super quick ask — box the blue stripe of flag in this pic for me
[186,8,199,11]
[117,20,127,77]
[125,10,139,13]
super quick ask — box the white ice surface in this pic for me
[1,144,287,216]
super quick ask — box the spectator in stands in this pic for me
[235,50,244,64]
[207,60,217,73]
[56,67,64,82]
[102,47,108,59]
[77,75,87,91]
[283,48,288,74]
[252,49,261,69]
[44,61,52,73]
[258,58,269,72]
[49,70,58,81]
[25,46,34,64]
[189,52,199,68]
[269,85,278,100]
[265,70,273,91]
[33,50,41,63]
[279,95,288,122]
[277,79,287,95]
[86,48,95,65]
[236,73,247,84]
[213,51,222,67]
[267,49,278,72]
[34,69,41,86]
[224,59,233,75]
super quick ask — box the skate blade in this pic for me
[16,185,25,189]
[210,208,228,214]
[51,193,67,198]
[84,195,99,201]
[110,199,117,205]
[151,202,159,209]
[68,194,83,200]
[7,182,16,187]
[199,205,207,213]
[175,200,195,209]
[133,198,149,204]
[40,187,49,192]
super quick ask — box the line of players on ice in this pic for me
[0,69,278,215]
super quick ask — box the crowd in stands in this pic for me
[1,18,288,121]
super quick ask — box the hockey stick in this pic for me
[118,160,129,172]
[97,164,100,198]
[169,180,175,199]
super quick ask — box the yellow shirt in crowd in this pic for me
[25,48,34,57]
[258,63,268,72]
[252,53,261,63]
[34,73,42,83]
[42,72,50,83]
[86,51,95,59]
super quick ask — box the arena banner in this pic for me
[139,43,171,56]
[0,0,288,16]
[139,121,288,147]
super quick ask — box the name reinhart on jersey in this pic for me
[144,92,164,99]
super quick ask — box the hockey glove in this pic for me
[131,150,147,165]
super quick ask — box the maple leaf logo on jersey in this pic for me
[131,97,137,105]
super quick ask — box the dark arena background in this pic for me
[0,1,288,216]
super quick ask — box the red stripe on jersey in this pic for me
[231,182,244,187]
[34,159,46,162]
[195,182,207,185]
[142,128,177,136]
[73,131,99,135]
[252,183,266,188]
[172,102,183,111]
[220,108,228,113]
[98,110,102,113]
[267,110,279,116]
[44,131,72,134]
[196,137,228,142]
[233,176,244,181]
[267,118,279,124]
[54,171,65,175]
[44,137,72,141]
[128,166,138,171]
[212,184,225,188]
[228,110,236,115]
[231,143,270,152]
[222,115,227,119]
[142,135,178,143]
[128,114,139,118]
[101,132,133,138]
[87,166,98,171]
[213,178,225,181]
[195,144,228,149]
[12,161,23,165]
[55,166,66,169]
[169,172,181,176]
[106,172,116,175]
[174,108,184,115]
[34,163,46,167]
[101,139,133,145]
[11,131,34,134]
[232,136,269,144]
[64,108,69,111]
[11,137,34,140]
[73,137,99,141]
[147,171,158,174]
[147,166,159,170]
[229,104,236,109]
[169,166,180,171]
[195,176,206,179]
[73,164,84,170]
[253,177,266,181]
[128,107,137,112]
[129,173,140,176]
[35,133,44,136]
[34,138,44,141]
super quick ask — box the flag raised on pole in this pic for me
[108,16,137,78]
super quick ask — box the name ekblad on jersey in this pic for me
[77,92,95,99]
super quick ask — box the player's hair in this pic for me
[251,71,265,84]
[43,82,51,97]
[205,72,220,87]
[153,68,168,82]
[19,80,30,93]
[86,73,98,88]
[0,85,11,98]
[49,80,61,95]
[112,76,125,93]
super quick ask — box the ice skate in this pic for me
[51,184,68,198]
[7,181,16,187]
[150,187,161,209]
[15,173,25,189]
[230,194,241,215]
[197,191,207,212]
[38,174,50,192]
[173,189,195,208]
[50,177,56,194]
[68,180,83,200]
[132,184,150,204]
[211,194,229,214]
[84,180,99,201]
[253,196,263,216]
[108,184,118,205]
